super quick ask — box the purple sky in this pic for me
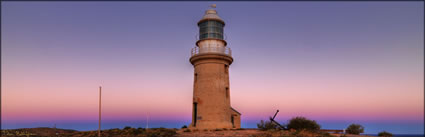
[1,2,424,134]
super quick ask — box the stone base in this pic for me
[189,121,234,130]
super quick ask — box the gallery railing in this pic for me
[191,45,232,57]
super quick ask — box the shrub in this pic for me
[183,129,191,132]
[126,128,138,135]
[378,131,393,137]
[345,124,364,135]
[257,120,279,131]
[123,126,132,130]
[286,116,321,132]
[181,125,187,129]
[137,127,145,131]
[145,128,177,137]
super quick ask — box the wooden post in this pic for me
[98,86,102,137]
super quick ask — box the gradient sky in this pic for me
[1,1,424,134]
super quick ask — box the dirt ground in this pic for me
[1,128,376,137]
[176,129,375,137]
[176,129,263,137]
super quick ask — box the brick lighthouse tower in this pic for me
[189,5,241,129]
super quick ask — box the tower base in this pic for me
[189,121,233,130]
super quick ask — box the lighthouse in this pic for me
[189,5,241,129]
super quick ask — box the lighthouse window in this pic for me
[199,20,223,28]
[202,27,223,34]
[194,73,198,82]
[226,87,229,98]
[199,28,223,36]
[199,20,224,40]
[224,65,228,74]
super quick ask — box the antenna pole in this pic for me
[146,113,149,130]
[98,86,102,137]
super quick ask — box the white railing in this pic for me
[191,45,232,57]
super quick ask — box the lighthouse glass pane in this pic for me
[199,20,224,40]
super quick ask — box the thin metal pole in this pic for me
[146,113,149,130]
[98,86,101,137]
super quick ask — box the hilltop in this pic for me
[1,127,376,137]
[1,127,77,136]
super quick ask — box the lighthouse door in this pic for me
[193,103,198,127]
[231,115,235,128]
